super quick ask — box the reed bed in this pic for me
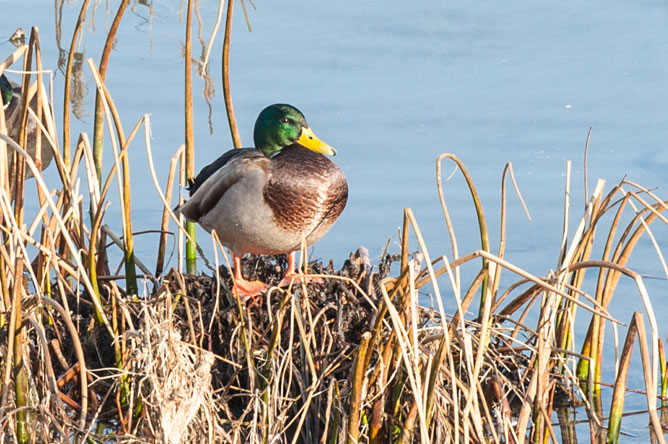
[1,21,668,444]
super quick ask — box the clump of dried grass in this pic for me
[130,299,218,444]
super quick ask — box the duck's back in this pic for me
[189,148,258,195]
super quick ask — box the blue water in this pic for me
[3,1,668,441]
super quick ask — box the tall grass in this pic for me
[0,10,667,444]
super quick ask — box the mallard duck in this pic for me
[1,73,54,178]
[178,104,348,297]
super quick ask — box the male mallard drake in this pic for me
[178,104,348,297]
[1,73,54,179]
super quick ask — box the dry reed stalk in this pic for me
[92,0,129,183]
[221,0,241,149]
[493,162,531,299]
[436,154,490,313]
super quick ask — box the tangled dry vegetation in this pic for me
[1,24,668,444]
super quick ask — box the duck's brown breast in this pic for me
[263,145,348,235]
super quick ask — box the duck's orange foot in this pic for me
[233,278,268,301]
[277,272,324,289]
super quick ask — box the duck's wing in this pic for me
[178,148,268,222]
[188,148,256,195]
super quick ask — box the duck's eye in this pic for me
[280,117,290,124]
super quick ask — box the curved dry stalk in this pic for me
[221,0,241,149]
[494,162,531,300]
[436,153,461,290]
[583,126,592,205]
[436,153,490,314]
[92,0,130,183]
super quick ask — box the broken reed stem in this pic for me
[607,311,637,444]
[155,147,182,277]
[12,256,28,444]
[347,331,371,444]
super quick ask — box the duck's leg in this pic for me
[277,252,298,287]
[277,252,323,288]
[232,255,267,299]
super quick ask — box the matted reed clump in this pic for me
[2,28,668,444]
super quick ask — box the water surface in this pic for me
[3,2,668,440]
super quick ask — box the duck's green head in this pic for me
[0,75,13,109]
[253,104,336,158]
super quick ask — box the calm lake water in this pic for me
[3,1,668,441]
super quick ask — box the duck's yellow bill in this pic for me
[298,127,337,156]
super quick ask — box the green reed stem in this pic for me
[184,0,197,273]
[607,312,638,444]
[88,60,139,296]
